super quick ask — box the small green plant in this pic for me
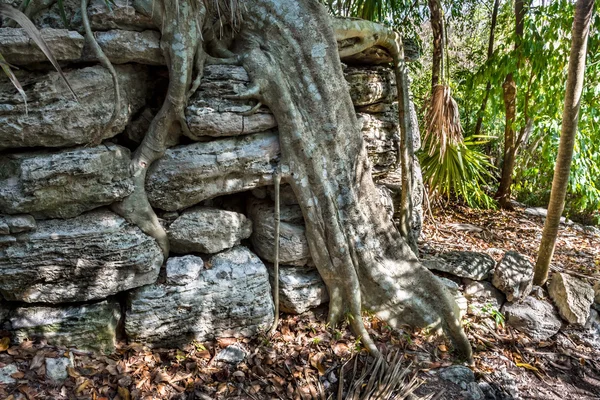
[311,337,321,345]
[481,303,505,328]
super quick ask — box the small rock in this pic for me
[45,357,71,382]
[530,285,547,299]
[464,280,505,317]
[0,364,18,385]
[492,251,533,302]
[0,214,36,234]
[502,296,562,341]
[424,251,495,280]
[462,382,485,400]
[168,207,252,254]
[437,365,475,390]
[214,344,247,365]
[274,266,329,314]
[548,272,594,325]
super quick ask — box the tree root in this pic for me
[269,169,281,336]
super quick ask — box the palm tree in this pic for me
[533,0,595,285]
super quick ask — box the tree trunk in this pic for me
[495,0,527,209]
[474,0,500,137]
[109,0,472,360]
[534,0,595,285]
[428,0,444,88]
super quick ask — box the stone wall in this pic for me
[0,2,422,352]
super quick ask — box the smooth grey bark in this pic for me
[94,0,471,359]
[534,0,595,285]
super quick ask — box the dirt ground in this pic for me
[0,203,598,399]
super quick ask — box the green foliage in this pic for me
[419,135,497,208]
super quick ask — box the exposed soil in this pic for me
[0,203,598,399]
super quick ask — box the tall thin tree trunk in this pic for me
[495,0,527,209]
[474,0,500,137]
[534,0,595,285]
[428,0,444,88]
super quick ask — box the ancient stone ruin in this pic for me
[0,0,423,353]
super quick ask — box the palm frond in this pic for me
[0,52,28,114]
[0,4,77,101]
[423,84,464,160]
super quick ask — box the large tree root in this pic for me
[236,0,472,360]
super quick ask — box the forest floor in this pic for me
[0,203,598,400]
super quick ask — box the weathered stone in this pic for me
[344,67,397,106]
[437,365,475,390]
[435,277,467,318]
[0,209,163,303]
[548,272,594,325]
[10,300,121,352]
[0,28,84,65]
[0,65,149,150]
[45,357,71,382]
[0,364,18,385]
[593,281,600,311]
[82,30,164,65]
[186,65,277,138]
[357,112,398,175]
[0,144,133,219]
[247,197,311,266]
[271,266,329,314]
[214,345,247,365]
[168,207,252,254]
[0,214,35,234]
[423,252,495,280]
[146,132,280,211]
[501,296,562,341]
[492,251,533,302]
[126,247,274,346]
[20,0,155,32]
[464,280,505,317]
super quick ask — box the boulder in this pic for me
[501,296,562,341]
[435,277,467,318]
[247,197,311,266]
[0,214,36,234]
[0,144,133,219]
[168,207,252,254]
[548,272,594,325]
[45,357,71,382]
[272,266,329,314]
[0,65,149,150]
[126,247,274,346]
[0,28,84,65]
[0,209,163,303]
[146,132,280,211]
[10,300,121,353]
[186,65,277,138]
[492,251,533,302]
[81,30,164,65]
[344,67,397,106]
[464,280,505,317]
[423,251,495,280]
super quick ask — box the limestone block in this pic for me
[0,209,163,303]
[423,252,495,280]
[10,300,120,353]
[81,30,164,65]
[0,144,133,219]
[247,197,311,267]
[168,207,252,254]
[45,357,71,382]
[344,66,397,106]
[464,280,505,317]
[0,65,149,150]
[0,364,18,385]
[0,214,36,234]
[146,132,280,211]
[186,65,277,138]
[492,251,533,302]
[126,247,274,346]
[548,272,594,325]
[357,112,398,174]
[0,28,84,65]
[271,266,329,314]
[501,297,561,341]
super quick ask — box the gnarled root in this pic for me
[237,0,472,361]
